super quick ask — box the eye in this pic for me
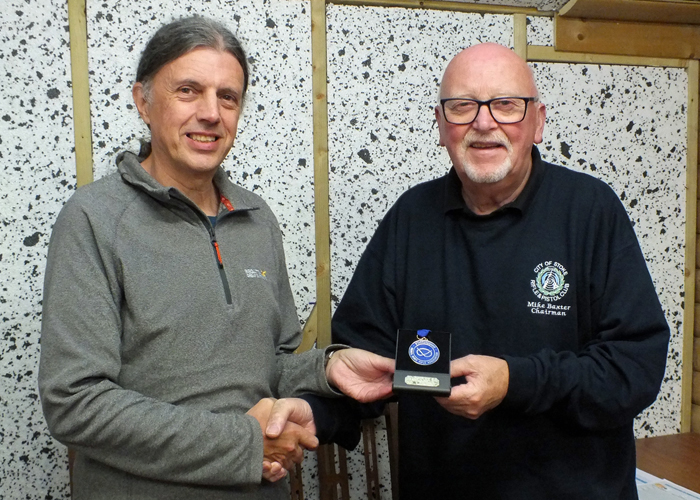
[219,93,240,108]
[493,99,518,108]
[450,100,476,111]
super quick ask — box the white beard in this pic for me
[457,130,513,184]
[460,156,513,184]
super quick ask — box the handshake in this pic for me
[246,348,395,482]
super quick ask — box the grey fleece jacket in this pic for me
[39,152,337,500]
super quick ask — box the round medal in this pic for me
[408,338,440,366]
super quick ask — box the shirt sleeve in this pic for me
[38,197,265,487]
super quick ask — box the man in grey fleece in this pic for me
[38,17,394,500]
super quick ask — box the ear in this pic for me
[132,82,151,126]
[533,102,546,144]
[435,105,446,147]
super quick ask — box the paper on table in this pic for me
[636,469,700,500]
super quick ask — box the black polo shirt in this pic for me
[331,146,669,499]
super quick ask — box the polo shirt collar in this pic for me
[444,145,545,217]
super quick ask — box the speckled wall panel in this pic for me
[0,2,75,500]
[533,62,687,435]
[86,0,316,324]
[527,15,553,46]
[326,5,512,497]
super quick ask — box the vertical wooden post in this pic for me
[310,1,343,498]
[67,0,93,187]
[311,0,332,350]
[689,58,700,433]
[513,13,527,59]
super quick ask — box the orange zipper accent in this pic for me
[213,241,223,267]
[220,194,234,212]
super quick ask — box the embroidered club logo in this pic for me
[530,261,570,302]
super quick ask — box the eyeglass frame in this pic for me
[439,96,538,125]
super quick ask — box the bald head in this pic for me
[438,43,539,102]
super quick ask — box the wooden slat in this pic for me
[513,14,527,59]
[693,404,700,432]
[317,444,350,500]
[295,304,318,353]
[329,0,547,16]
[559,0,700,25]
[555,15,700,60]
[526,45,687,68]
[311,0,332,349]
[361,420,380,500]
[67,0,93,187]
[694,370,700,405]
[684,59,699,433]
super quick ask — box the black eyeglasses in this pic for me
[440,97,538,125]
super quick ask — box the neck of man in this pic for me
[141,156,220,216]
[460,162,532,216]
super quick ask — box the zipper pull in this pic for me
[212,240,224,268]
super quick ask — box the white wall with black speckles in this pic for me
[527,15,553,46]
[1,2,76,499]
[0,1,691,499]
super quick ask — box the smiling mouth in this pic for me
[470,142,503,149]
[187,133,218,143]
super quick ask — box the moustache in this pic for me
[463,131,512,150]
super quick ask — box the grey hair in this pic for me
[135,17,249,158]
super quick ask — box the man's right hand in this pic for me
[246,398,319,482]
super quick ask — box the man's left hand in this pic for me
[435,354,509,419]
[326,348,395,402]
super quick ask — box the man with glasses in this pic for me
[309,43,669,499]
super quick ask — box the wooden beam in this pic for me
[296,304,318,353]
[67,0,93,187]
[311,0,332,350]
[683,59,699,432]
[560,0,700,25]
[513,14,527,59]
[526,45,687,68]
[555,15,700,60]
[329,0,548,16]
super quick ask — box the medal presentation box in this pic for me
[393,329,451,396]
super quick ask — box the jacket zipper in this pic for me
[169,190,241,306]
[207,224,233,305]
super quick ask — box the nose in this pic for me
[471,103,498,130]
[197,92,221,123]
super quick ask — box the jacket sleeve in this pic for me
[259,213,341,399]
[502,189,670,430]
[38,197,265,487]
[302,215,399,447]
